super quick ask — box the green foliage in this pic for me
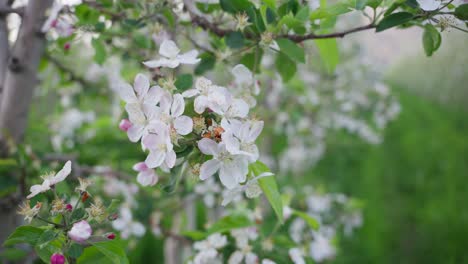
[220,0,254,13]
[78,240,129,264]
[376,12,414,32]
[422,24,441,56]
[275,52,296,82]
[314,38,339,74]
[207,214,252,234]
[250,161,284,223]
[175,74,194,91]
[292,210,320,230]
[92,38,107,65]
[276,38,305,63]
[195,53,216,75]
[3,226,44,246]
[226,31,245,49]
[454,4,468,20]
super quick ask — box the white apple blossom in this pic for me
[198,138,249,189]
[416,0,441,10]
[143,123,176,169]
[194,178,221,208]
[156,93,193,136]
[228,227,259,264]
[262,260,277,264]
[289,248,306,264]
[230,64,260,107]
[42,2,74,37]
[191,233,227,264]
[309,233,336,262]
[27,161,72,199]
[68,220,92,243]
[182,77,230,115]
[112,207,146,239]
[143,39,200,68]
[221,172,273,206]
[133,162,158,186]
[117,74,162,109]
[222,120,263,162]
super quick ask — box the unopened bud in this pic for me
[106,233,116,240]
[119,119,132,132]
[50,253,65,264]
[66,204,73,211]
[64,42,71,51]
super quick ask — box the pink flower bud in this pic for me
[68,220,92,243]
[106,233,116,240]
[66,204,73,211]
[132,162,148,172]
[64,42,71,51]
[50,253,65,264]
[119,119,132,132]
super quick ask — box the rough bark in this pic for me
[0,0,53,253]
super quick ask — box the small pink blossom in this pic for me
[68,220,92,243]
[66,204,73,211]
[106,233,116,240]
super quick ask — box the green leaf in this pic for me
[376,12,413,32]
[207,214,252,234]
[295,6,310,21]
[68,243,84,259]
[314,38,339,74]
[161,162,187,193]
[180,230,207,240]
[175,74,194,91]
[276,38,305,63]
[266,7,277,24]
[292,210,320,230]
[35,239,63,263]
[219,0,254,13]
[133,34,153,49]
[71,207,86,221]
[3,226,44,246]
[0,248,28,261]
[240,48,263,73]
[78,240,129,264]
[75,4,100,25]
[36,229,59,249]
[422,24,441,57]
[275,52,296,82]
[195,53,216,75]
[246,7,266,32]
[309,0,355,20]
[250,161,284,223]
[454,4,468,20]
[92,38,107,65]
[226,31,245,49]
[107,199,120,214]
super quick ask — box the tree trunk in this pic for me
[0,0,53,253]
[0,0,10,99]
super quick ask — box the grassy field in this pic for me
[311,87,468,263]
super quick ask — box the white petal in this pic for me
[198,138,219,156]
[145,150,166,168]
[173,116,193,135]
[194,96,209,114]
[134,73,150,98]
[137,170,158,186]
[200,159,221,180]
[170,94,185,117]
[245,252,258,264]
[127,124,145,142]
[143,58,180,68]
[247,120,263,142]
[176,50,201,65]
[52,160,72,183]
[159,40,180,58]
[182,89,199,98]
[117,82,137,103]
[228,99,249,118]
[228,251,244,264]
[145,86,164,105]
[223,133,240,154]
[219,157,248,188]
[131,222,146,237]
[125,103,146,124]
[164,150,176,168]
[232,64,252,85]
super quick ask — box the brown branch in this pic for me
[278,24,376,42]
[184,0,376,42]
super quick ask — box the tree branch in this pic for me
[183,0,376,42]
[0,6,24,16]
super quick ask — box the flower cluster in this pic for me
[16,161,119,263]
[118,40,266,204]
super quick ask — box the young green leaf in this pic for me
[376,12,413,32]
[3,226,44,246]
[314,38,339,74]
[250,161,284,223]
[422,24,441,56]
[275,52,297,82]
[276,38,305,63]
[454,4,468,20]
[92,38,107,65]
[207,214,252,234]
[292,210,320,230]
[78,240,129,264]
[219,0,253,13]
[226,31,245,49]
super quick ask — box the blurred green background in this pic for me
[310,33,468,263]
